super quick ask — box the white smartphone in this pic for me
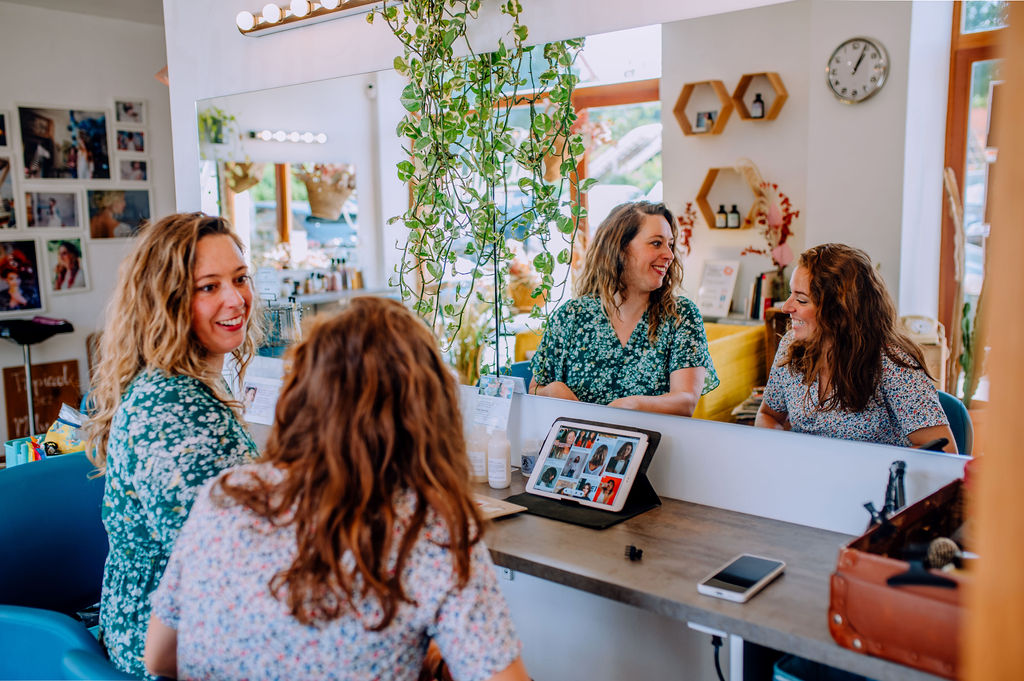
[697,554,786,603]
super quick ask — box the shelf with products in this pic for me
[672,80,734,136]
[695,167,759,230]
[732,72,788,121]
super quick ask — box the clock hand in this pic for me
[852,44,868,74]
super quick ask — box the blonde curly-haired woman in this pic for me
[85,213,261,677]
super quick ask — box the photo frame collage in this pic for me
[0,100,152,316]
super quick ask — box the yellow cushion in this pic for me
[693,323,766,422]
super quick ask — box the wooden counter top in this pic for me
[476,478,945,681]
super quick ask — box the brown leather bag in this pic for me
[828,480,968,680]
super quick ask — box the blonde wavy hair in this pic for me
[575,201,683,343]
[85,213,261,472]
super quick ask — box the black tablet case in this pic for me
[505,417,662,529]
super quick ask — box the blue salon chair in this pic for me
[0,452,108,615]
[0,605,134,680]
[505,360,533,389]
[937,390,973,456]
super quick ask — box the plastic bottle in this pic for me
[520,437,542,478]
[728,204,741,229]
[488,430,512,489]
[715,205,728,229]
[466,424,488,483]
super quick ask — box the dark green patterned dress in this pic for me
[99,369,257,678]
[530,295,719,405]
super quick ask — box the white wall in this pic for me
[0,2,175,443]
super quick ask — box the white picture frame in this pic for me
[697,259,740,319]
[44,236,90,295]
[114,99,147,127]
[0,238,45,317]
[24,189,83,230]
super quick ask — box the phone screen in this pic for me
[703,555,783,593]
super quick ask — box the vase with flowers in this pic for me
[741,181,800,302]
[675,201,697,259]
[294,163,356,221]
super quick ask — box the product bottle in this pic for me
[520,438,542,477]
[488,430,512,489]
[728,204,741,229]
[751,93,765,119]
[467,424,488,483]
[715,205,728,229]
[340,258,350,290]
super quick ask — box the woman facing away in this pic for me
[530,201,718,417]
[144,297,528,681]
[85,213,261,676]
[755,243,956,452]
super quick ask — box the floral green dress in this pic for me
[99,369,257,678]
[530,295,719,405]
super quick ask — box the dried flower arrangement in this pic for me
[294,164,356,220]
[741,181,800,300]
[676,201,697,258]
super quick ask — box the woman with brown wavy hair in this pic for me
[756,243,955,451]
[530,201,718,416]
[86,212,261,676]
[144,297,527,681]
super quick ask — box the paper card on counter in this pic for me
[473,375,515,431]
[242,376,282,425]
[697,259,740,318]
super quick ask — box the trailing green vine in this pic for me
[369,0,591,376]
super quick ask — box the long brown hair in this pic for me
[216,297,483,629]
[85,213,261,472]
[784,243,929,412]
[575,201,682,343]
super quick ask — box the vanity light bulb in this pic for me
[272,130,287,142]
[290,0,312,17]
[287,131,301,142]
[235,11,256,30]
[262,3,282,23]
[321,0,342,9]
[315,133,328,144]
[258,130,273,141]
[300,132,314,143]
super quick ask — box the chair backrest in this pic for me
[508,360,533,388]
[0,605,133,680]
[937,391,973,456]
[0,453,108,615]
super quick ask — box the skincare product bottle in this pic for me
[715,205,728,229]
[467,424,488,483]
[520,437,542,477]
[728,204,741,229]
[751,93,765,119]
[340,258,350,290]
[488,430,512,489]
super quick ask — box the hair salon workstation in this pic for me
[170,1,965,679]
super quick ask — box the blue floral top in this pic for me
[530,295,719,405]
[763,331,948,447]
[99,369,257,678]
[151,463,521,681]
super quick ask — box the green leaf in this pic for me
[393,56,407,72]
[555,214,574,234]
[425,261,442,279]
[396,160,416,182]
[556,248,571,264]
[513,24,528,41]
[400,83,422,112]
[533,251,554,275]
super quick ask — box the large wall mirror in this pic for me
[196,1,967,453]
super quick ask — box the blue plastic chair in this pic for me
[937,390,973,456]
[0,605,134,680]
[0,453,108,615]
[506,360,533,389]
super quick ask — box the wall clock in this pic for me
[826,36,889,104]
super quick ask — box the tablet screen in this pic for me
[526,420,648,512]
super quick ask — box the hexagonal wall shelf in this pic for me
[695,166,762,229]
[673,80,734,136]
[732,72,788,121]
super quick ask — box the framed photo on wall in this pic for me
[114,99,146,126]
[115,130,146,154]
[0,239,44,316]
[44,237,89,294]
[18,105,110,180]
[87,189,150,239]
[24,190,81,229]
[118,158,148,182]
[0,112,8,147]
[0,158,15,229]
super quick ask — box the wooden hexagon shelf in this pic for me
[695,167,761,229]
[673,80,734,136]
[732,72,788,121]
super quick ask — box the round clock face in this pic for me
[826,37,889,104]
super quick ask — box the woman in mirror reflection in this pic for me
[85,213,261,677]
[144,298,528,681]
[530,201,718,417]
[756,243,956,452]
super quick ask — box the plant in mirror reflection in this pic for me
[369,0,592,380]
[742,178,800,301]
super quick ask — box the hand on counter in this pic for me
[531,380,579,401]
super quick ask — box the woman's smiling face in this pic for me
[781,265,819,341]
[622,213,674,297]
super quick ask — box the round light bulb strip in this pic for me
[250,130,329,144]
[235,0,383,36]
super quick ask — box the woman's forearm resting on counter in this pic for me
[755,403,790,430]
[530,379,580,401]
[608,366,706,417]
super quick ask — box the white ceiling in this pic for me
[1,0,163,25]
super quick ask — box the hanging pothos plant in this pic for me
[369,0,592,377]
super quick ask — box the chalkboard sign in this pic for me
[3,359,81,438]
